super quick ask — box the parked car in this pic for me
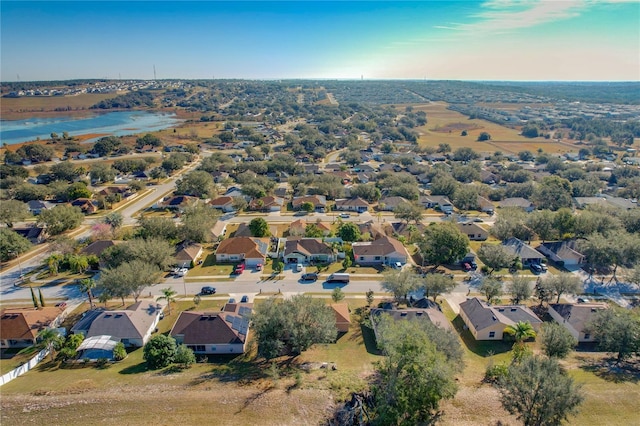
[339,213,350,218]
[176,267,188,277]
[228,298,236,304]
[392,262,402,269]
[295,263,304,272]
[234,263,246,274]
[301,273,318,281]
[201,286,216,295]
[463,263,472,272]
[256,263,263,271]
[530,263,543,274]
[55,302,67,309]
[240,295,249,303]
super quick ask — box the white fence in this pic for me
[0,348,49,386]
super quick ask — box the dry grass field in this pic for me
[1,93,122,119]
[412,102,575,155]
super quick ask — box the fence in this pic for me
[0,348,48,386]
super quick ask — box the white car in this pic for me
[339,213,350,218]
[176,267,188,277]
[295,264,304,272]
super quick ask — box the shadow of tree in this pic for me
[360,324,381,355]
[118,362,148,374]
[580,359,640,383]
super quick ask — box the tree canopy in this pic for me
[417,222,469,267]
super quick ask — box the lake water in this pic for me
[0,111,183,145]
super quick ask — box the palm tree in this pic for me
[37,328,64,362]
[79,278,96,308]
[504,321,537,343]
[156,287,178,315]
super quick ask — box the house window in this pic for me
[583,333,590,340]
[489,332,496,338]
[374,256,381,261]
[359,256,364,261]
[195,345,205,352]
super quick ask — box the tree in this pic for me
[50,161,80,182]
[175,170,215,198]
[300,201,314,213]
[417,222,469,267]
[534,278,554,306]
[477,132,491,141]
[337,222,361,242]
[331,287,345,302]
[381,268,420,303]
[372,316,458,425]
[479,278,503,303]
[452,185,479,210]
[0,228,31,262]
[586,308,640,364]
[174,344,196,369]
[393,202,423,224]
[341,256,352,270]
[543,273,582,303]
[508,275,533,304]
[37,288,46,307]
[532,176,573,211]
[143,334,177,369]
[104,212,123,230]
[366,289,375,306]
[526,210,556,242]
[248,217,269,237]
[477,244,514,275]
[422,273,456,302]
[113,342,127,361]
[504,321,537,343]
[497,356,583,426]
[101,237,174,271]
[0,199,29,227]
[66,182,92,200]
[252,296,337,359]
[272,259,284,274]
[137,216,178,241]
[429,173,458,198]
[157,287,177,316]
[452,147,480,162]
[37,328,65,362]
[180,203,219,243]
[30,286,39,309]
[78,278,96,308]
[97,260,161,305]
[38,205,84,235]
[540,322,577,359]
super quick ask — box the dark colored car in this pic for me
[201,286,216,295]
[240,295,249,303]
[228,298,236,304]
[301,273,319,281]
[530,263,543,274]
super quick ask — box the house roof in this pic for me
[549,303,607,334]
[208,196,234,207]
[335,197,369,208]
[502,237,545,260]
[284,238,333,257]
[81,240,120,257]
[216,237,269,259]
[292,195,326,208]
[499,197,533,208]
[0,307,64,341]
[12,226,46,241]
[170,303,252,345]
[370,305,452,331]
[459,297,541,332]
[249,196,284,209]
[456,222,488,236]
[538,241,584,262]
[163,195,197,207]
[86,301,162,341]
[174,242,203,262]
[352,235,407,257]
[379,196,409,209]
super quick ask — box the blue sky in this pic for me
[1,1,639,81]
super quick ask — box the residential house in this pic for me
[378,196,410,211]
[81,301,163,348]
[283,238,336,264]
[420,195,453,213]
[358,220,386,240]
[12,226,48,244]
[289,219,331,237]
[215,237,269,267]
[97,186,129,198]
[502,237,546,266]
[332,171,353,184]
[159,195,198,212]
[26,200,53,216]
[174,241,203,268]
[81,240,120,258]
[248,196,284,212]
[334,197,370,213]
[480,170,498,185]
[548,303,608,342]
[537,240,585,267]
[331,303,351,333]
[456,222,489,241]
[210,222,227,241]
[477,196,495,215]
[170,303,252,354]
[459,297,542,341]
[70,198,98,214]
[370,300,452,342]
[1,306,66,349]
[352,235,409,266]
[498,197,535,212]
[208,196,235,213]
[292,195,327,211]
[573,197,608,210]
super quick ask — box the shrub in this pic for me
[96,358,109,369]
[485,361,509,383]
[113,342,127,361]
[143,334,177,369]
[174,344,196,369]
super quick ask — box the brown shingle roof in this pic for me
[0,307,64,341]
[216,237,268,258]
[170,303,252,345]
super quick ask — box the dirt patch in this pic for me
[431,122,483,133]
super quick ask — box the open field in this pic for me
[1,93,122,120]
[413,102,575,154]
